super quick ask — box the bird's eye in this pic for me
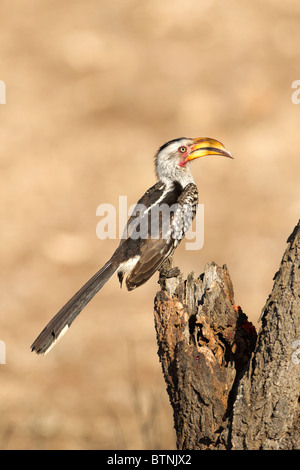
[179,146,187,153]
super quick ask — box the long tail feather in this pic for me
[31,259,118,355]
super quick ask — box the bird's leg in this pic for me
[159,257,180,279]
[158,257,182,295]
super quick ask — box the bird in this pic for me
[31,137,233,355]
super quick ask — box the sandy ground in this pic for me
[0,0,300,449]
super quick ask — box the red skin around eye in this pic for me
[178,147,189,167]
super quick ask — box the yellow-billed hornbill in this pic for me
[31,137,233,354]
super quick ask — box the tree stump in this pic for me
[154,220,300,450]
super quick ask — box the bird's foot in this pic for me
[159,257,180,278]
[159,266,181,278]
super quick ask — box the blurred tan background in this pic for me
[0,0,299,449]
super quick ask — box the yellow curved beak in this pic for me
[186,137,233,162]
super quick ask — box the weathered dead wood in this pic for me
[154,220,300,450]
[231,221,300,450]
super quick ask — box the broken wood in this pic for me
[154,220,300,450]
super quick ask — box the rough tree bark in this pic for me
[154,220,300,450]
